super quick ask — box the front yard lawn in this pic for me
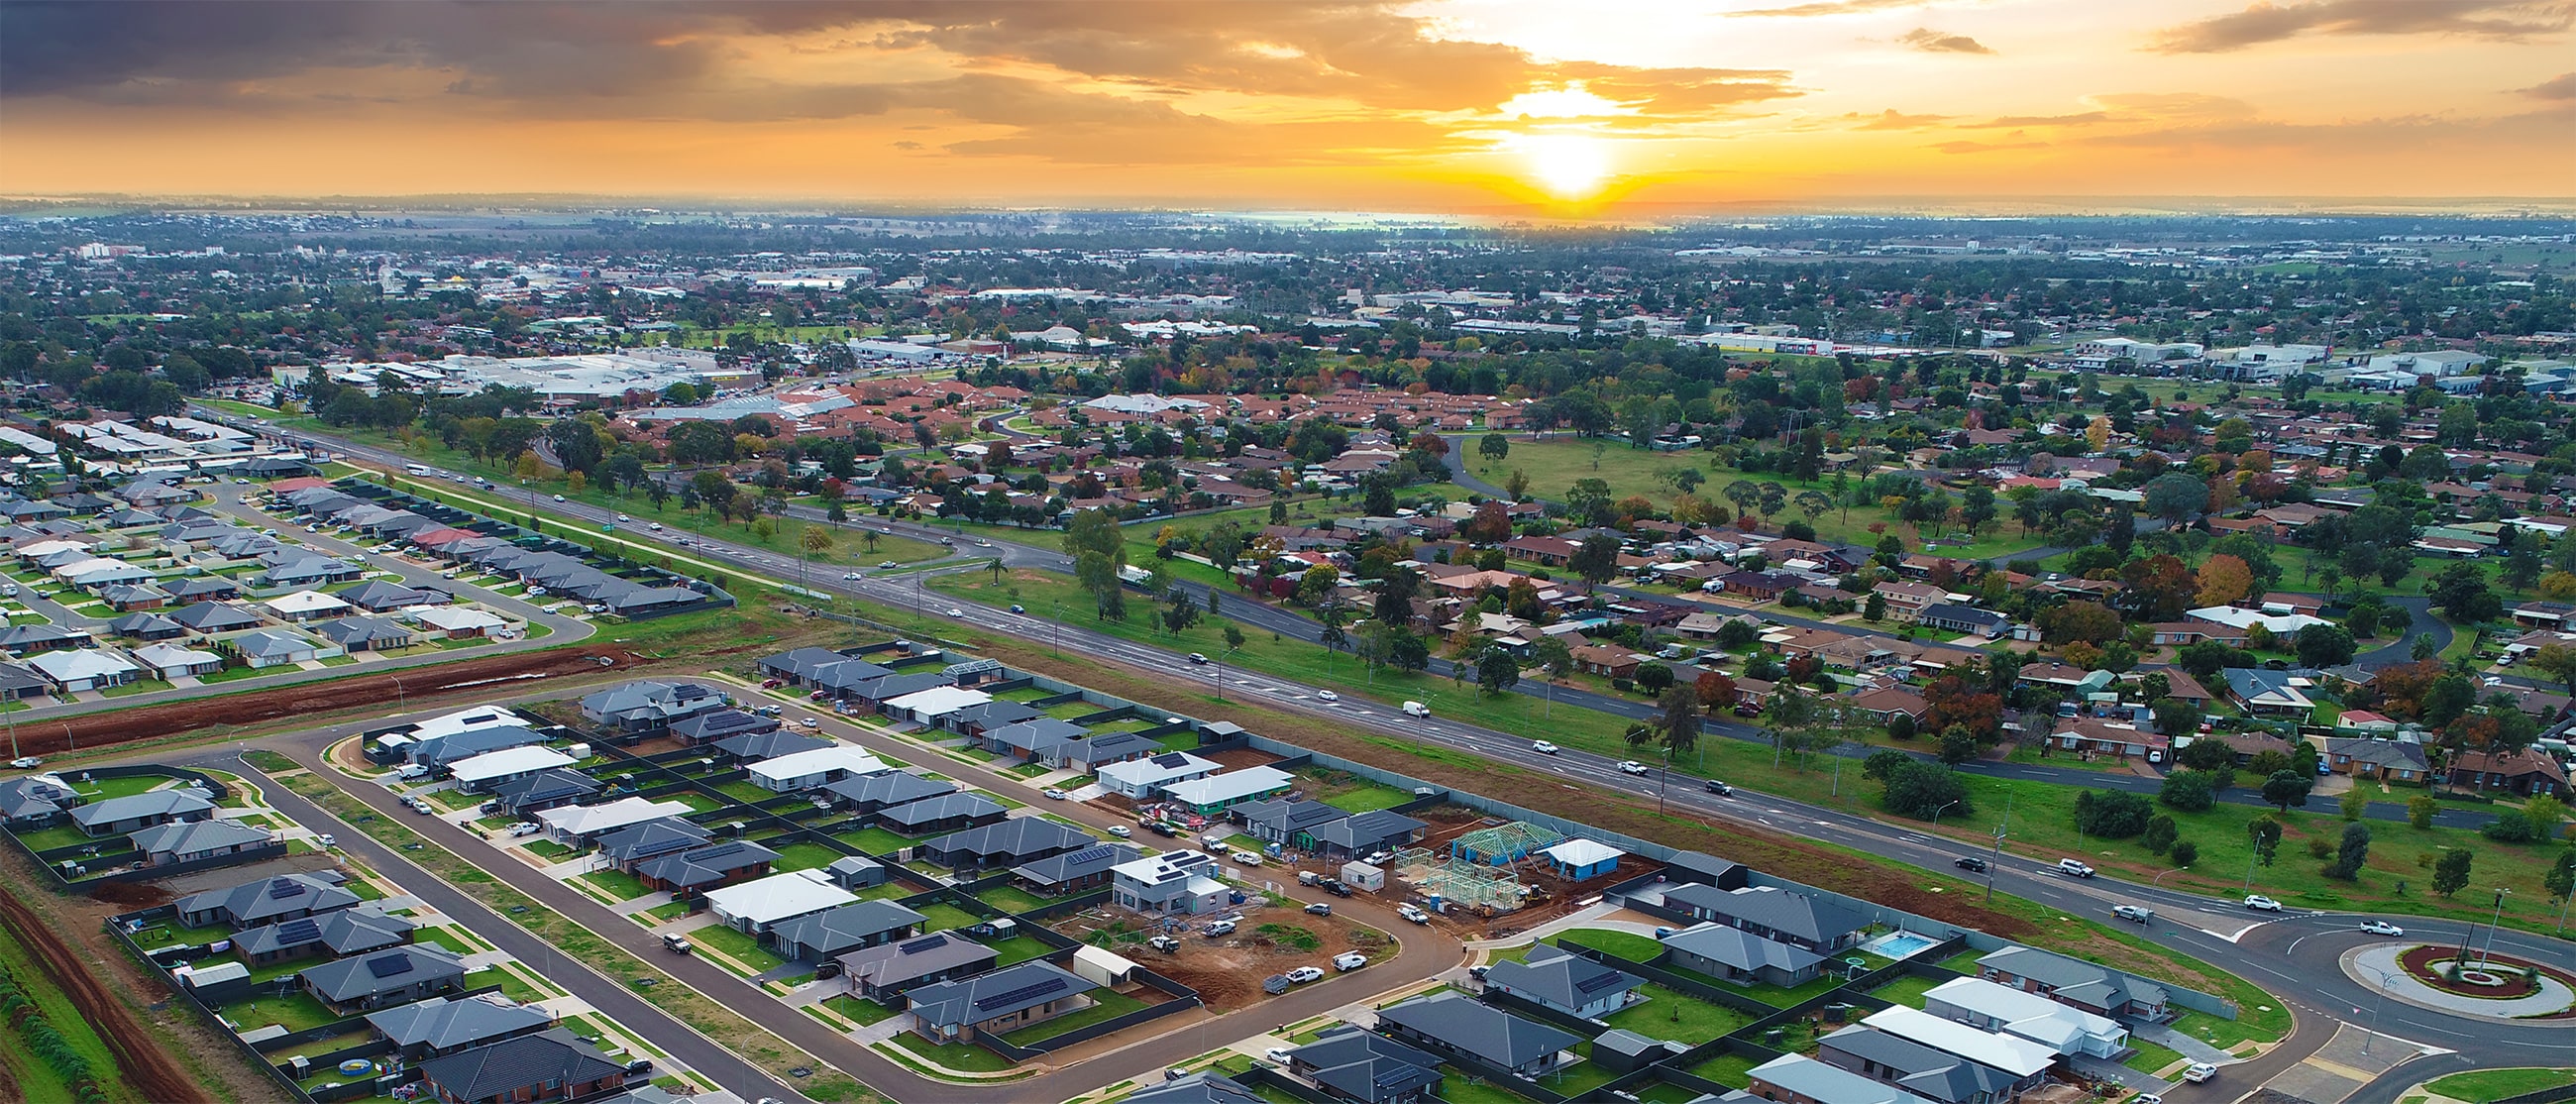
[687,923,786,974]
[998,989,1151,1045]
[522,839,577,860]
[579,869,652,902]
[886,1031,1015,1072]
[824,994,901,1026]
[2426,1069,2576,1102]
[220,992,341,1034]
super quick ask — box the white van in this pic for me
[1402,701,1430,718]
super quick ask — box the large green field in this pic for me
[0,920,142,1103]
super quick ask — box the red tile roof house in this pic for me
[1569,643,1641,679]
[2051,718,2169,761]
[2447,748,2568,797]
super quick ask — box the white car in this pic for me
[2182,1063,2218,1083]
[316,833,335,848]
[1264,1048,1293,1064]
[1333,952,1368,971]
[1316,690,1339,702]
[7,756,39,770]
[616,514,631,522]
[1107,825,1131,838]
[1041,788,1067,800]
[2244,895,2283,912]
[552,494,566,502]
[879,561,899,569]
[1397,904,1430,924]
[1532,740,1559,754]
[1283,966,1325,984]
[1617,760,1649,775]
[1231,849,1263,866]
[649,523,663,531]
[842,572,865,581]
[509,823,542,836]
[2359,920,2405,937]
[944,607,965,617]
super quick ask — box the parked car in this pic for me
[1531,740,1559,754]
[1204,920,1237,938]
[1283,966,1325,984]
[2183,1063,2218,1083]
[1333,952,1368,971]
[2359,920,2405,937]
[2244,895,2283,912]
[1954,856,1987,873]
[1231,849,1263,866]
[1304,902,1333,917]
[2056,859,2095,878]
[1264,1047,1294,1064]
[661,934,692,954]
[1321,879,1350,897]
[7,757,39,770]
[316,833,336,848]
[2112,905,2154,925]
[1107,825,1131,838]
[509,823,542,836]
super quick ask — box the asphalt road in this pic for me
[232,413,2575,1100]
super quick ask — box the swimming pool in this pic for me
[1858,930,1940,959]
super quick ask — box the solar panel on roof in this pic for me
[365,953,416,978]
[1058,845,1116,865]
[1575,970,1626,993]
[898,935,949,954]
[268,879,307,899]
[973,975,1067,1012]
[1149,753,1188,768]
[274,919,322,943]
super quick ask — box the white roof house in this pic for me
[1922,976,2128,1058]
[1861,1006,2058,1079]
[415,607,506,633]
[1539,838,1625,869]
[1097,752,1222,799]
[266,590,353,620]
[54,557,152,586]
[537,798,692,841]
[880,685,991,724]
[448,745,578,788]
[130,642,223,677]
[1161,766,1294,811]
[406,706,534,741]
[705,870,857,934]
[28,648,141,688]
[744,746,890,793]
[2187,606,2333,635]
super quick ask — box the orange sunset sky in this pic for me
[2,0,2571,214]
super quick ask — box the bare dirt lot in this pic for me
[1051,901,1394,1012]
[15,644,646,758]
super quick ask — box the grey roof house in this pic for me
[772,900,928,962]
[176,871,361,929]
[904,959,1099,1046]
[1482,942,1645,1020]
[838,932,1000,1003]
[1662,921,1828,989]
[1662,883,1866,953]
[1281,1025,1444,1104]
[1374,991,1578,1078]
[1977,945,2168,1020]
[301,944,470,1014]
[233,909,415,968]
[417,1028,628,1104]
[70,788,215,836]
[367,994,556,1059]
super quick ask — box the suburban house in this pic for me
[744,746,890,793]
[1858,1007,2058,1091]
[367,994,555,1060]
[1059,730,1166,773]
[876,792,1010,835]
[1123,1071,1272,1104]
[1976,946,2168,1020]
[2324,737,2431,784]
[1922,976,2128,1058]
[314,615,416,652]
[1817,1026,2028,1104]
[1234,798,1348,850]
[580,680,728,733]
[132,818,271,866]
[704,871,859,937]
[825,771,957,819]
[772,900,928,962]
[416,1028,628,1104]
[232,909,414,968]
[825,856,890,891]
[839,932,1000,1004]
[231,629,331,669]
[713,730,829,764]
[70,789,215,836]
[2222,668,2319,717]
[1749,1052,1941,1104]
[1097,751,1222,801]
[1483,942,1646,1019]
[1011,842,1143,897]
[1918,605,2008,636]
[301,945,470,1015]
[919,817,1096,872]
[905,959,1100,1045]
[634,840,780,895]
[131,642,225,679]
[1280,1024,1445,1104]
[1569,643,1642,679]
[446,746,578,793]
[2049,718,2169,761]
[536,798,695,844]
[1660,883,1865,953]
[0,776,79,828]
[596,820,713,872]
[1111,849,1230,917]
[1660,921,1826,989]
[1310,810,1428,859]
[175,872,361,929]
[28,648,142,692]
[1161,766,1295,815]
[672,708,779,745]
[2448,748,2567,796]
[1374,991,1579,1079]
[485,769,600,817]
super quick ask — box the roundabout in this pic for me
[2344,942,2576,1023]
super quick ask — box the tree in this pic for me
[2297,624,2357,668]
[1294,564,1342,606]
[2408,793,2438,829]
[2528,642,2576,693]
[2074,790,2153,837]
[2143,472,2209,524]
[1937,725,1981,765]
[1566,478,1615,527]
[2261,769,2313,812]
[2340,785,2370,822]
[1569,534,1622,585]
[1695,670,1737,714]
[2324,821,2371,880]
[2432,847,2474,897]
[1475,645,1522,696]
[1864,592,1887,621]
[1480,433,1509,463]
[2160,769,2217,813]
[1637,661,1674,695]
[2249,817,2283,866]
[1881,760,1972,821]
[2170,840,2199,867]
[1659,684,1701,754]
[2428,561,2504,623]
[2524,794,2568,843]
[2151,697,2205,739]
[1223,623,1246,652]
[2143,815,2179,855]
[2547,848,2576,908]
[1863,749,1910,781]
[1885,712,1915,741]
[2196,554,2255,607]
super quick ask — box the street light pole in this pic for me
[1985,822,2005,904]
[2482,888,2512,967]
[1931,800,1960,831]
[1658,747,1671,816]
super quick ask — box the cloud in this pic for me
[1897,28,1995,54]
[2150,1,2574,54]
[1964,111,2112,128]
[1846,108,1957,130]
[1932,138,2050,154]
[1727,0,1936,17]
[2523,70,2576,98]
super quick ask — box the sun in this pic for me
[1514,132,1614,201]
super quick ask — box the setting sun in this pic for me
[1513,132,1614,200]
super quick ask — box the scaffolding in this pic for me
[1448,821,1567,866]
[1390,846,1529,915]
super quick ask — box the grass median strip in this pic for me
[271,766,884,1103]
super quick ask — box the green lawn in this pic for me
[2124,1036,2188,1075]
[220,992,343,1033]
[886,1031,1016,1072]
[1868,972,1944,1009]
[9,824,96,851]
[196,663,272,684]
[771,841,849,873]
[716,780,779,804]
[523,839,578,860]
[688,923,786,974]
[645,901,696,923]
[1316,782,1413,815]
[2425,1068,2576,1101]
[580,869,653,902]
[462,966,549,1005]
[1737,969,1855,1009]
[913,902,985,933]
[412,926,483,957]
[835,827,916,855]
[989,936,1054,966]
[1438,1068,1532,1104]
[1689,1049,1762,1087]
[823,994,902,1027]
[999,989,1152,1045]
[1555,929,1665,963]
[98,677,177,698]
[973,883,1052,915]
[1601,985,1757,1045]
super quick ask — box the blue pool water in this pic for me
[1860,931,1940,959]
